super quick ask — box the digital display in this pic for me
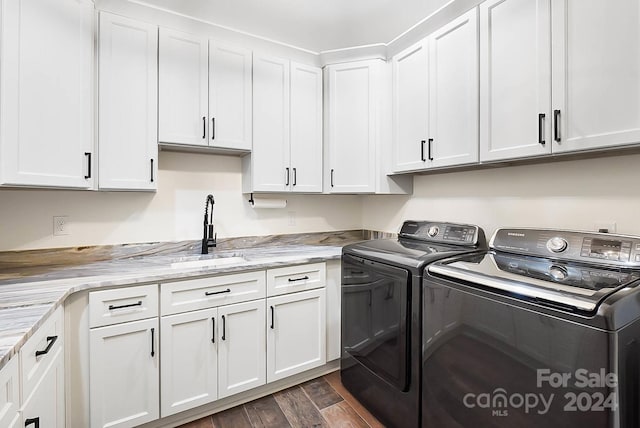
[590,239,622,258]
[446,226,467,240]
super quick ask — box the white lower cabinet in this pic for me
[0,357,20,428]
[89,318,159,428]
[267,288,326,382]
[217,300,266,398]
[21,349,65,428]
[160,308,218,417]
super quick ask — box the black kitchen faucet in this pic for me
[201,194,217,254]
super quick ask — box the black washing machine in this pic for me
[423,228,640,427]
[341,221,487,428]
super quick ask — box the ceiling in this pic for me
[138,0,451,52]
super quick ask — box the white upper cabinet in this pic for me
[392,41,429,172]
[428,8,479,168]
[551,0,640,153]
[290,62,323,193]
[326,60,378,193]
[98,12,158,191]
[158,34,252,151]
[250,54,291,192]
[158,29,208,146]
[244,56,323,193]
[480,0,552,161]
[209,43,253,150]
[0,0,94,188]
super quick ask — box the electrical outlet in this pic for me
[593,222,617,233]
[53,216,69,236]
[288,211,296,227]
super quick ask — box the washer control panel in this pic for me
[399,221,483,247]
[492,228,640,267]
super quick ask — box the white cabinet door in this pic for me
[480,0,552,161]
[327,61,377,193]
[267,288,326,382]
[552,0,640,153]
[0,358,20,428]
[90,318,159,428]
[0,0,94,188]
[290,62,323,193]
[210,43,253,150]
[158,28,208,146]
[428,8,479,168]
[160,308,218,417]
[251,54,290,192]
[392,41,429,172]
[98,12,158,191]
[217,300,266,398]
[20,348,64,428]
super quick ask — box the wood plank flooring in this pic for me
[179,372,384,428]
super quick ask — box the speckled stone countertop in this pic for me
[0,230,393,370]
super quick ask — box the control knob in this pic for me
[427,226,439,237]
[549,265,568,281]
[547,237,568,253]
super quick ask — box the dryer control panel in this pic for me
[399,221,484,247]
[491,228,640,268]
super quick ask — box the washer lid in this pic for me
[428,252,640,312]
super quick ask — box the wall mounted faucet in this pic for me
[201,194,217,254]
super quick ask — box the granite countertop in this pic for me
[0,230,386,370]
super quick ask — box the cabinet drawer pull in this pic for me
[35,336,58,357]
[221,315,226,341]
[553,109,561,142]
[330,169,334,187]
[84,152,92,179]
[270,306,275,329]
[211,117,216,140]
[285,167,290,186]
[205,288,231,296]
[150,327,155,357]
[288,275,309,282]
[538,113,546,145]
[25,417,40,428]
[211,317,215,343]
[150,159,154,183]
[108,301,142,310]
[421,140,426,161]
[202,116,206,139]
[293,168,297,186]
[428,138,434,161]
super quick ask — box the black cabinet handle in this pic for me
[150,159,154,183]
[288,275,309,282]
[25,417,40,428]
[35,336,58,357]
[211,317,215,343]
[211,117,215,140]
[292,168,297,186]
[150,327,155,357]
[330,169,334,188]
[421,140,426,161]
[553,109,561,142]
[205,288,231,296]
[221,315,226,341]
[285,167,290,186]
[108,301,142,310]
[538,113,546,145]
[84,152,92,179]
[270,306,274,329]
[202,116,206,139]
[428,138,434,161]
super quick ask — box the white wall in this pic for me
[363,152,640,239]
[0,152,363,251]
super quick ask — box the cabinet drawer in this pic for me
[267,263,326,296]
[160,271,266,315]
[89,284,158,328]
[20,306,63,403]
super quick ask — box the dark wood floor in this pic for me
[179,371,384,428]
